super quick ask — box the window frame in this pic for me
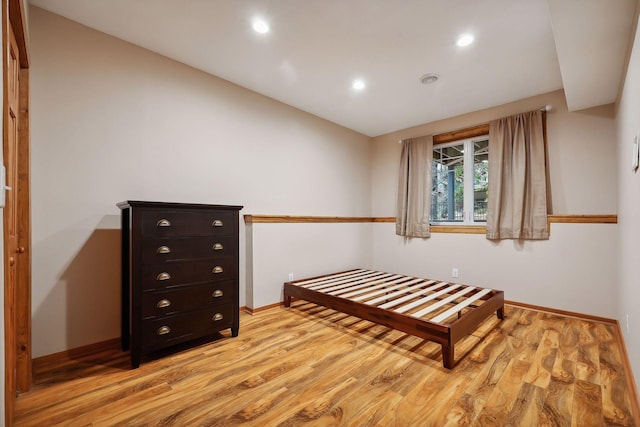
[430,135,489,226]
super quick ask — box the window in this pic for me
[431,136,488,224]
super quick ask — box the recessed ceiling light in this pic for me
[456,33,474,47]
[352,79,366,90]
[252,19,270,34]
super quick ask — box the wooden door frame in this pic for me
[3,0,29,424]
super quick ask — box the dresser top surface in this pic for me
[117,201,243,211]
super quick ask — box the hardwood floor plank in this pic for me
[576,343,601,384]
[438,393,483,427]
[572,380,604,427]
[541,378,575,427]
[542,370,576,427]
[272,377,357,425]
[551,357,576,385]
[524,329,559,388]
[599,341,635,426]
[475,359,531,426]
[557,319,580,362]
[416,371,480,426]
[505,382,547,426]
[343,389,403,427]
[14,306,639,426]
[458,330,512,404]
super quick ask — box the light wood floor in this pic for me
[15,303,640,426]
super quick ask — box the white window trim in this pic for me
[430,135,489,226]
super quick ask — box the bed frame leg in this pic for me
[284,294,292,308]
[442,345,454,369]
[497,306,505,320]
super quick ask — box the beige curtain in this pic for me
[486,110,548,240]
[396,136,433,237]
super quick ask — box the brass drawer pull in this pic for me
[213,243,224,251]
[157,219,171,227]
[156,299,171,308]
[212,313,224,321]
[212,220,224,227]
[157,326,171,335]
[156,246,171,254]
[212,289,224,298]
[157,272,171,281]
[212,266,223,274]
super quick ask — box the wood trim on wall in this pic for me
[429,225,487,234]
[505,300,617,324]
[615,321,640,425]
[241,302,282,315]
[244,214,617,228]
[547,214,617,224]
[32,338,121,374]
[244,215,388,224]
[432,123,489,145]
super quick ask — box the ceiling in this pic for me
[28,0,637,137]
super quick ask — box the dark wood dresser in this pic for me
[117,201,243,368]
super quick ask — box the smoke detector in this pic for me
[420,73,439,85]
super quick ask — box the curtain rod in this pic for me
[398,105,553,143]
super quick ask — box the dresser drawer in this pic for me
[141,210,235,237]
[142,281,233,319]
[141,235,235,264]
[142,305,234,350]
[142,257,235,290]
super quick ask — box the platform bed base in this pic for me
[284,269,504,369]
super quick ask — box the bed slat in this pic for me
[373,280,440,308]
[292,269,366,287]
[347,277,418,301]
[411,286,477,319]
[304,271,387,291]
[337,275,412,298]
[316,273,395,293]
[429,288,493,323]
[392,284,460,314]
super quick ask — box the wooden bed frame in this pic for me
[284,269,504,369]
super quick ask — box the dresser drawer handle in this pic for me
[157,326,171,335]
[212,289,224,298]
[156,299,171,308]
[213,243,223,251]
[212,220,224,227]
[157,219,171,227]
[212,266,223,274]
[157,272,171,281]
[212,313,224,321]
[156,246,171,254]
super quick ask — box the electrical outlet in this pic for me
[626,314,630,333]
[452,268,459,278]
[288,273,294,281]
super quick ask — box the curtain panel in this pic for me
[396,136,433,238]
[486,110,549,240]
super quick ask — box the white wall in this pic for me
[29,7,371,358]
[370,90,619,318]
[372,222,617,317]
[616,5,640,386]
[248,223,372,308]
